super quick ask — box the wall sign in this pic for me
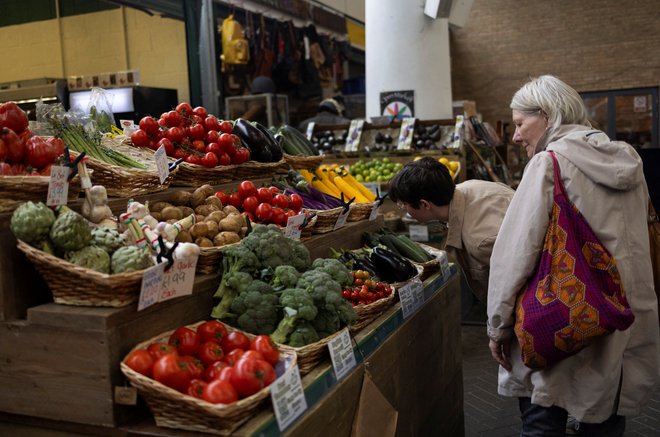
[380,90,414,122]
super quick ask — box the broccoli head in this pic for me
[297,270,357,329]
[270,287,318,344]
[288,321,320,347]
[242,224,310,271]
[311,258,353,287]
[230,289,279,335]
[211,271,254,319]
[312,309,340,339]
[271,265,301,290]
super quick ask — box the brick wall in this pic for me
[450,0,660,127]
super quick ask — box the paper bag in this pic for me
[351,370,398,437]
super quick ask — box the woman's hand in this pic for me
[489,338,512,371]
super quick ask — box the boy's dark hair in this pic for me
[388,157,455,208]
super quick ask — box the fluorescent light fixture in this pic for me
[69,87,134,113]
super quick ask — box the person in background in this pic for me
[239,75,276,126]
[388,157,514,304]
[298,97,349,133]
[487,75,659,436]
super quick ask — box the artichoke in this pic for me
[10,201,55,246]
[66,245,110,274]
[111,246,154,274]
[91,227,125,254]
[49,209,92,252]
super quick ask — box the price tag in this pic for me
[408,224,429,242]
[344,120,364,152]
[334,207,350,230]
[154,145,170,184]
[436,250,450,277]
[46,165,70,206]
[397,117,416,150]
[398,278,424,318]
[137,255,198,311]
[271,365,307,431]
[305,121,316,140]
[450,115,464,149]
[284,213,305,239]
[114,386,137,405]
[327,328,356,381]
[120,119,136,136]
[369,202,381,221]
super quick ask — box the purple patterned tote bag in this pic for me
[514,151,635,369]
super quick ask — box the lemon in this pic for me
[448,161,459,172]
[439,157,450,166]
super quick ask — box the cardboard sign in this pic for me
[114,386,137,405]
[154,145,170,184]
[46,165,70,206]
[397,117,416,150]
[271,365,307,431]
[398,278,424,318]
[344,119,365,152]
[137,255,198,311]
[284,213,306,239]
[328,328,357,381]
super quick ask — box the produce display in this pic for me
[275,125,320,156]
[437,156,461,179]
[342,270,394,306]
[299,165,376,204]
[348,158,403,183]
[310,129,348,154]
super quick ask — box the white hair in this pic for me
[510,75,591,134]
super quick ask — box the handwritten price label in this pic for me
[154,145,170,184]
[398,278,424,318]
[46,165,70,206]
[334,208,350,230]
[271,365,307,431]
[138,255,198,311]
[327,328,356,381]
[284,213,305,239]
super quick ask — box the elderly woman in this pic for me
[487,75,659,436]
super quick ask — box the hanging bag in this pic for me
[514,151,635,369]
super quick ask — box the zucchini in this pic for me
[395,234,434,262]
[281,125,319,156]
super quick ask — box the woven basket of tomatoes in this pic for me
[343,270,397,333]
[120,320,296,436]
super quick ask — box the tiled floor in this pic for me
[461,318,660,437]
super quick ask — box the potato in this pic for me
[175,230,193,243]
[161,206,183,221]
[219,213,243,233]
[213,231,241,246]
[222,205,241,216]
[170,190,192,206]
[194,237,214,248]
[194,204,220,217]
[150,211,162,221]
[205,195,223,209]
[195,214,205,224]
[179,206,195,218]
[206,211,227,223]
[150,201,174,213]
[189,222,209,239]
[240,226,248,238]
[205,220,220,238]
[198,184,215,198]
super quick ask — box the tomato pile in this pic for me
[0,102,65,176]
[123,321,281,404]
[214,180,304,227]
[342,270,394,306]
[130,102,250,168]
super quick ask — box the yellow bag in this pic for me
[220,15,249,65]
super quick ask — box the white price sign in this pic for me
[436,250,450,277]
[397,117,416,150]
[334,207,350,230]
[120,119,137,136]
[284,213,306,239]
[327,328,356,381]
[398,278,424,318]
[305,121,316,140]
[138,255,198,311]
[271,365,307,431]
[154,145,170,184]
[344,120,365,152]
[408,224,429,242]
[46,165,70,206]
[369,202,381,221]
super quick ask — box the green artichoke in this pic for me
[49,210,92,252]
[91,227,125,255]
[10,201,55,246]
[111,246,154,274]
[66,245,110,274]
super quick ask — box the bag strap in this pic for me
[548,151,567,199]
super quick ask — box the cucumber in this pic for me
[395,234,434,262]
[282,125,320,156]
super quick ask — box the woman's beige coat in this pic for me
[487,125,659,422]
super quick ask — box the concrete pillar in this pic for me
[365,0,453,120]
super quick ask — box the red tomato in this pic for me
[202,360,230,382]
[25,135,58,169]
[268,186,281,195]
[217,152,231,166]
[164,110,182,127]
[250,335,280,366]
[220,331,250,354]
[186,379,207,399]
[232,147,250,164]
[202,380,238,404]
[124,349,154,377]
[176,102,193,117]
[152,354,192,392]
[242,196,259,214]
[201,152,219,168]
[198,341,225,366]
[197,320,228,344]
[271,207,287,227]
[219,120,234,134]
[156,138,175,156]
[180,355,204,380]
[272,194,289,209]
[40,164,53,176]
[227,192,243,208]
[256,187,273,203]
[185,154,202,166]
[1,127,25,163]
[173,148,188,160]
[206,130,220,144]
[214,190,229,205]
[204,116,221,132]
[138,116,159,134]
[158,117,168,127]
[216,367,234,384]
[231,358,276,397]
[188,123,206,140]
[217,133,235,154]
[288,194,303,211]
[238,180,257,198]
[223,348,245,366]
[147,342,178,361]
[165,126,186,143]
[0,102,29,134]
[192,106,208,120]
[192,140,207,153]
[255,203,273,222]
[168,326,200,356]
[240,350,265,362]
[46,137,65,157]
[206,142,222,156]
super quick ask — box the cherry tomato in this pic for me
[250,335,280,366]
[186,379,208,399]
[130,129,149,147]
[198,341,225,366]
[242,196,259,214]
[192,106,209,120]
[165,126,185,143]
[124,349,154,377]
[164,110,182,127]
[173,147,188,160]
[202,380,238,404]
[227,192,243,208]
[256,187,273,203]
[176,102,193,117]
[204,116,221,132]
[156,138,175,156]
[255,203,273,222]
[201,151,219,168]
[138,116,159,134]
[271,207,287,226]
[231,358,276,397]
[168,326,200,356]
[268,186,281,195]
[215,190,229,205]
[147,342,178,361]
[272,194,289,209]
[219,120,234,134]
[196,320,228,344]
[192,140,207,153]
[188,122,206,140]
[238,180,257,198]
[217,133,235,155]
[232,147,250,164]
[206,130,220,143]
[185,154,202,166]
[152,354,192,393]
[288,194,303,211]
[220,331,251,354]
[217,152,231,166]
[202,360,230,382]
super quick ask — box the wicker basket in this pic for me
[16,239,144,307]
[347,202,375,222]
[282,329,344,375]
[196,241,241,275]
[74,137,176,198]
[413,243,444,281]
[232,159,289,180]
[170,162,239,187]
[283,154,324,170]
[0,174,83,214]
[349,288,397,334]
[120,321,297,436]
[306,207,344,234]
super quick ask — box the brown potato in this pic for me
[179,206,194,218]
[194,237,214,248]
[189,222,209,239]
[150,201,174,213]
[222,205,240,216]
[213,231,241,246]
[206,211,227,223]
[150,211,162,221]
[175,230,193,243]
[198,184,215,198]
[170,190,192,206]
[219,213,243,233]
[194,204,220,217]
[161,206,183,221]
[205,220,220,238]
[204,195,223,209]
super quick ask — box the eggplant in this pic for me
[253,122,283,161]
[370,247,417,282]
[233,118,272,162]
